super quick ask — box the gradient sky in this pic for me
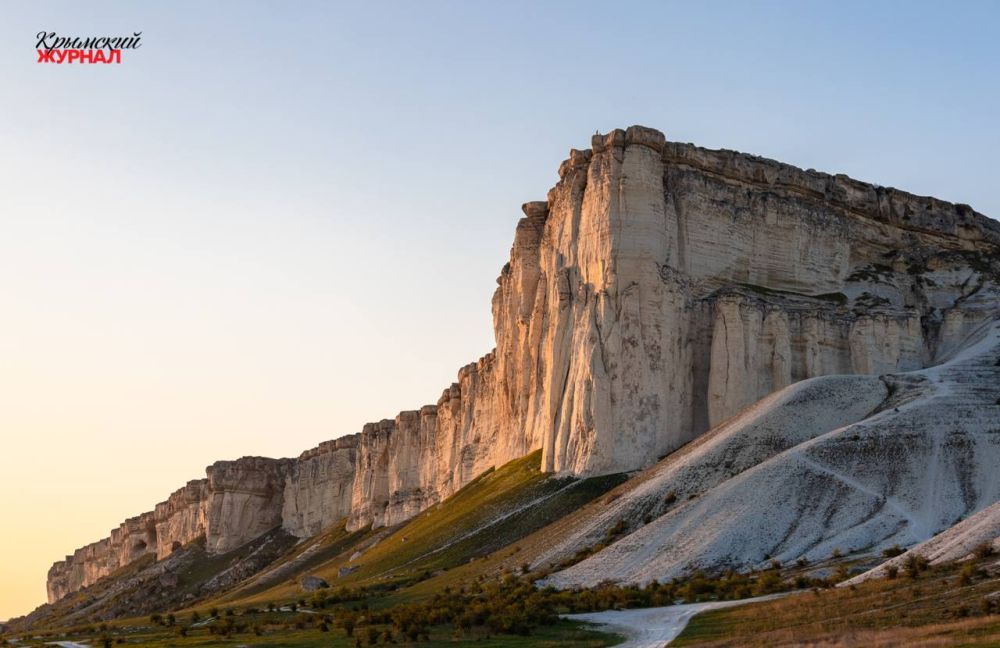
[1,1,998,620]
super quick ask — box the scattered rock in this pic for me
[300,575,329,592]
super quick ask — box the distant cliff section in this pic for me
[47,126,1000,603]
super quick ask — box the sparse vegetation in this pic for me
[882,544,904,558]
[673,552,1000,647]
[7,448,996,648]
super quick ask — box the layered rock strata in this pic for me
[47,126,1000,602]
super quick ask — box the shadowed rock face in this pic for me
[46,126,1000,603]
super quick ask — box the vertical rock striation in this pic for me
[46,126,1000,602]
[282,435,359,537]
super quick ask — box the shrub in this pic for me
[974,543,995,559]
[886,565,899,579]
[958,562,980,586]
[904,554,929,578]
[882,545,904,558]
[605,519,628,542]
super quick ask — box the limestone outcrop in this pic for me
[204,457,294,554]
[282,435,359,537]
[154,480,208,559]
[47,457,292,601]
[541,322,1000,588]
[46,126,1000,603]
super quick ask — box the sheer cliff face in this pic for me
[494,127,998,475]
[47,457,293,602]
[282,435,358,537]
[154,480,208,559]
[204,458,294,554]
[46,126,1000,603]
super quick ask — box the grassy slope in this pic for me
[673,558,1000,647]
[223,450,627,607]
[215,524,375,603]
[6,450,627,647]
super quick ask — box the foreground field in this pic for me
[673,556,1000,647]
[8,453,999,648]
[1,618,620,647]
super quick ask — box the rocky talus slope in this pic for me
[45,126,1000,604]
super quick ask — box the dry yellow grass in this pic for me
[674,558,1000,647]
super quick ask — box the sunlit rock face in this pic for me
[204,457,294,554]
[493,127,998,476]
[46,126,1000,602]
[154,479,208,559]
[282,435,359,537]
[46,512,160,604]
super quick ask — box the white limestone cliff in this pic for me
[541,322,1000,588]
[46,126,1000,603]
[282,435,359,537]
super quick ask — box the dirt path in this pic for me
[564,594,787,647]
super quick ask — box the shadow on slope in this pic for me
[220,450,628,607]
[9,529,299,632]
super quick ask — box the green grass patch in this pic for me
[737,282,847,305]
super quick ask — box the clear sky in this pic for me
[1,0,998,620]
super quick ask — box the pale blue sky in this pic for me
[1,1,997,618]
